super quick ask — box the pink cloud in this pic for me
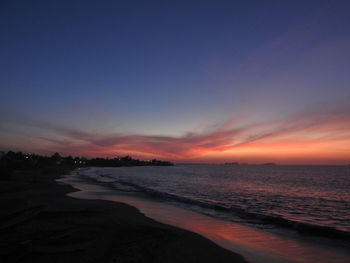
[21,102,348,163]
[2,101,350,164]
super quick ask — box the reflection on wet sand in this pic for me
[62,174,350,263]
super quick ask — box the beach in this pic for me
[60,166,350,263]
[0,167,247,263]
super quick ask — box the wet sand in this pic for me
[0,167,247,263]
[61,168,350,263]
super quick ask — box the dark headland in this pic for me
[0,152,247,263]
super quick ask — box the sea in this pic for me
[60,164,350,263]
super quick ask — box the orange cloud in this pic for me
[2,103,350,164]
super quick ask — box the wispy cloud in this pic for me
[0,100,350,164]
[3,102,348,163]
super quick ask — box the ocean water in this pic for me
[76,164,350,239]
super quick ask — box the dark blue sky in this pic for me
[1,0,350,163]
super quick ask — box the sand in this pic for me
[0,166,247,263]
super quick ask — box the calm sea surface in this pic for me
[78,164,350,237]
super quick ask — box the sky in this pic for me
[1,0,350,164]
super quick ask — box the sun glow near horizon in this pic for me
[2,105,350,165]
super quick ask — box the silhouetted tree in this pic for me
[0,150,173,173]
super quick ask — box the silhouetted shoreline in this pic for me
[0,151,173,178]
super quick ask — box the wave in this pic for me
[77,169,350,241]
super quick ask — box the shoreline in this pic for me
[0,166,247,263]
[63,167,350,263]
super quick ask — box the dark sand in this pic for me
[0,167,247,263]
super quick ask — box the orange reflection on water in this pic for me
[66,181,350,263]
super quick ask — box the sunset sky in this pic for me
[1,0,350,164]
